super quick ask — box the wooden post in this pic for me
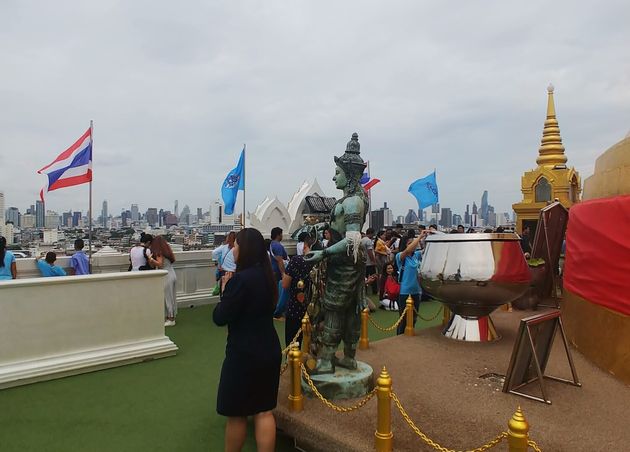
[375,366,393,452]
[359,308,370,350]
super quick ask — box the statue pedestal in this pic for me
[303,361,374,400]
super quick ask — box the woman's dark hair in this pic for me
[149,236,176,263]
[235,228,278,305]
[0,236,6,267]
[140,233,153,245]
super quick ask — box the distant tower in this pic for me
[130,204,139,222]
[480,190,489,222]
[0,191,5,227]
[174,200,179,218]
[101,200,108,228]
[36,200,45,228]
[513,84,581,234]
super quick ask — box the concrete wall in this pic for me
[0,271,178,389]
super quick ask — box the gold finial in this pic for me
[508,406,530,436]
[536,83,567,167]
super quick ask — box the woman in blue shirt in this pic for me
[395,230,429,335]
[0,236,17,280]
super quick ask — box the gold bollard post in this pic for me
[507,406,530,452]
[442,304,451,327]
[288,343,303,412]
[404,295,415,336]
[359,308,370,350]
[374,366,393,452]
[301,313,311,357]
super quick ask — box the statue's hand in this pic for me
[304,250,325,263]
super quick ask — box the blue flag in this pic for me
[408,171,439,209]
[221,149,245,215]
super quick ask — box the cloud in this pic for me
[1,0,629,220]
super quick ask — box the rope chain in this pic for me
[390,391,508,452]
[528,440,543,452]
[281,327,303,356]
[367,305,409,332]
[279,361,289,376]
[414,305,444,322]
[300,363,377,412]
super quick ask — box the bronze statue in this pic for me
[304,133,368,374]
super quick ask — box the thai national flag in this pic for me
[359,172,380,192]
[38,128,92,201]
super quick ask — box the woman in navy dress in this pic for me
[213,228,281,452]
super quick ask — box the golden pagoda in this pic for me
[513,84,581,234]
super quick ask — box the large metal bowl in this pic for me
[420,233,531,318]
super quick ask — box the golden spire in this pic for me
[536,83,568,166]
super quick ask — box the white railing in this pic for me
[0,271,178,389]
[13,250,218,308]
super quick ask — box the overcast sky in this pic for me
[1,0,628,220]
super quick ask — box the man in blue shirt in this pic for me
[395,229,429,335]
[36,252,67,277]
[269,227,288,281]
[70,239,90,275]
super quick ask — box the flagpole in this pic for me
[367,160,372,229]
[88,120,93,272]
[242,144,246,228]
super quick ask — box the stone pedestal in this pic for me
[302,361,374,400]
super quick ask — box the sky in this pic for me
[1,0,629,220]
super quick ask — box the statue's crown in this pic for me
[335,132,366,176]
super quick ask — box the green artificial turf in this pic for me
[0,299,443,452]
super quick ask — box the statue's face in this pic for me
[333,166,348,189]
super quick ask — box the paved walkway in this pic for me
[275,308,630,451]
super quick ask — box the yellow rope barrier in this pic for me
[414,305,444,322]
[368,305,409,332]
[281,327,303,356]
[390,391,511,452]
[527,440,543,452]
[300,363,377,412]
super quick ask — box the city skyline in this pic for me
[2,1,629,219]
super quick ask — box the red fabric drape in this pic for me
[564,195,630,316]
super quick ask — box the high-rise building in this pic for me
[72,211,82,227]
[404,209,419,224]
[431,203,440,214]
[0,192,5,227]
[6,207,20,227]
[453,214,463,227]
[439,208,453,229]
[21,214,36,228]
[180,205,191,225]
[45,211,60,229]
[464,204,470,226]
[174,200,179,218]
[417,208,424,222]
[197,208,203,223]
[472,202,478,215]
[480,190,489,222]
[101,200,108,227]
[62,211,73,227]
[146,208,158,226]
[211,200,223,224]
[130,204,139,222]
[370,202,393,231]
[36,200,45,228]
